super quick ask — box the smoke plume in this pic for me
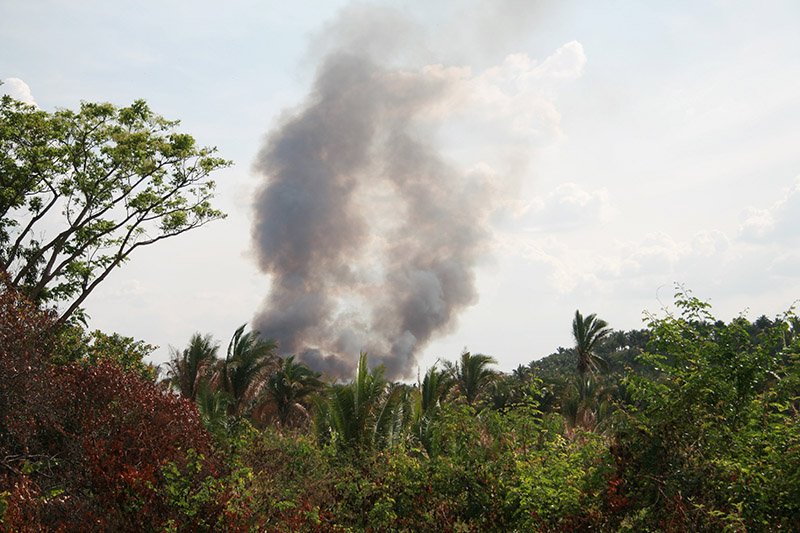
[252,5,509,379]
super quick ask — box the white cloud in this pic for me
[739,177,800,244]
[2,78,37,106]
[508,234,596,294]
[469,42,585,139]
[738,207,774,241]
[506,226,738,303]
[691,229,730,257]
[529,41,587,82]
[523,182,613,232]
[421,41,586,154]
[621,232,686,276]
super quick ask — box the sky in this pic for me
[2,0,800,379]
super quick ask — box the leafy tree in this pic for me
[444,350,498,407]
[253,354,322,429]
[166,332,220,401]
[49,327,158,382]
[214,324,277,415]
[572,309,611,396]
[0,95,229,324]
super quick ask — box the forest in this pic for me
[3,273,800,531]
[2,95,800,531]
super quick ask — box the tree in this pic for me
[314,352,403,455]
[0,276,247,530]
[215,324,277,415]
[608,288,800,529]
[444,350,498,407]
[253,354,322,429]
[166,332,220,401]
[418,364,453,415]
[411,364,453,456]
[571,310,611,396]
[195,379,235,441]
[0,95,230,324]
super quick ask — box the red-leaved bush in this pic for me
[0,275,250,531]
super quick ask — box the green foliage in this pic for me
[444,350,498,407]
[5,274,799,530]
[158,448,254,532]
[51,327,158,381]
[609,287,800,530]
[166,332,220,401]
[313,352,404,456]
[411,364,453,457]
[572,309,611,385]
[195,379,236,442]
[217,324,278,415]
[253,354,322,429]
[0,95,230,323]
[240,395,608,531]
[239,428,337,531]
[509,429,610,530]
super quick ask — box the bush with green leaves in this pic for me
[608,288,800,530]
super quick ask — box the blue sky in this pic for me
[3,0,800,377]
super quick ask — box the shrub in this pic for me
[0,277,250,531]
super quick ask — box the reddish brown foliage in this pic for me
[0,276,247,531]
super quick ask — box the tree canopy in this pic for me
[0,95,230,323]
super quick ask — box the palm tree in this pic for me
[215,323,278,416]
[572,310,611,398]
[253,355,322,429]
[195,379,234,440]
[444,351,498,407]
[411,364,453,457]
[418,364,453,415]
[561,375,617,436]
[314,352,402,454]
[165,332,219,401]
[512,364,533,384]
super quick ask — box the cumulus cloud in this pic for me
[522,182,613,232]
[506,225,738,302]
[529,41,587,82]
[739,206,775,241]
[504,234,594,294]
[620,232,688,276]
[2,78,37,106]
[739,177,800,244]
[691,229,730,257]
[442,41,587,146]
[535,178,800,300]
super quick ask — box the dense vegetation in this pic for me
[2,95,799,531]
[2,276,799,531]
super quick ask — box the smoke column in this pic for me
[252,6,500,379]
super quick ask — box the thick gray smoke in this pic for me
[252,6,499,379]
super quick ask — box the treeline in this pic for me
[3,277,799,531]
